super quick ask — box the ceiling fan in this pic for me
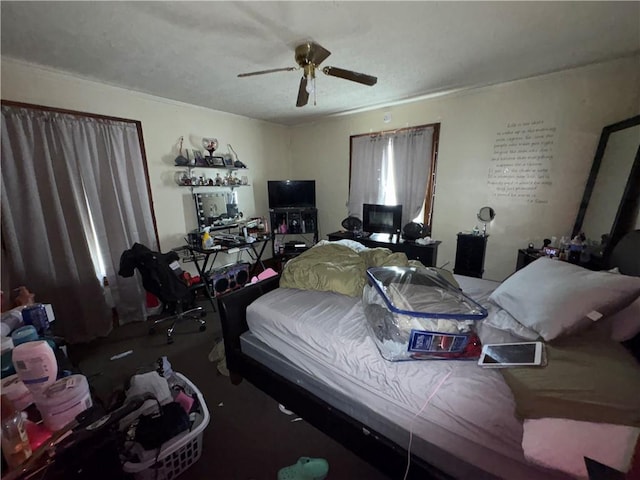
[237,42,377,107]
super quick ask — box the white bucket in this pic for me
[11,340,58,394]
[36,374,92,431]
[1,374,34,411]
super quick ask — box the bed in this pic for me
[218,231,640,480]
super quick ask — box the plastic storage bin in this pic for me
[122,372,210,480]
[363,266,487,361]
[36,374,92,431]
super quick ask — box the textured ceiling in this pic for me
[1,1,639,125]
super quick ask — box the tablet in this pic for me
[478,342,544,367]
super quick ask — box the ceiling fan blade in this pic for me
[296,76,309,107]
[308,42,331,66]
[322,66,377,86]
[238,67,296,78]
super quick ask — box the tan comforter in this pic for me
[280,243,413,297]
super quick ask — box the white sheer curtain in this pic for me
[348,126,434,226]
[348,134,389,215]
[1,105,157,343]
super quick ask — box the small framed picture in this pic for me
[212,156,225,167]
[223,156,234,167]
[193,150,207,166]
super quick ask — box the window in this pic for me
[1,101,158,341]
[348,123,440,230]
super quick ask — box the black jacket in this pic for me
[118,243,189,303]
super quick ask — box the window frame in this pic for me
[348,122,440,230]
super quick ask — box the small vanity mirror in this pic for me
[477,206,496,236]
[477,206,496,223]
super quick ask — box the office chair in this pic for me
[119,243,206,344]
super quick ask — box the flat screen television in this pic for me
[362,203,402,235]
[268,180,316,209]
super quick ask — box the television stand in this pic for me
[327,231,441,267]
[270,207,319,260]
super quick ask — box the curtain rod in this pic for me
[350,122,439,140]
[1,100,140,125]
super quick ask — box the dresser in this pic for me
[453,234,488,278]
[515,248,606,272]
[516,248,542,271]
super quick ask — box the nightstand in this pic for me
[516,249,542,271]
[453,234,488,278]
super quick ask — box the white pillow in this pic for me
[483,305,541,341]
[488,258,640,341]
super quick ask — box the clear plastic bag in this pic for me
[363,266,487,361]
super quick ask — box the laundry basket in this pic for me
[122,372,210,480]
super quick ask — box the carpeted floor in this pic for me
[68,299,392,480]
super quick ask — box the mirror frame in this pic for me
[477,206,496,223]
[572,114,640,262]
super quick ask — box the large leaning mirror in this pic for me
[572,115,640,262]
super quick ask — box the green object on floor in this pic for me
[277,457,329,480]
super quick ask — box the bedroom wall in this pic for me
[288,56,640,281]
[0,58,291,261]
[3,57,638,282]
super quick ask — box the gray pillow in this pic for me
[595,296,640,342]
[488,258,640,341]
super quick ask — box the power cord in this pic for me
[403,369,452,480]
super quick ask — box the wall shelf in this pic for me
[175,165,249,190]
[176,164,249,171]
[178,184,251,188]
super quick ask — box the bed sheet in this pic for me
[246,275,569,479]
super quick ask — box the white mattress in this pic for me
[245,276,569,479]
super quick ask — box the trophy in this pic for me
[202,137,218,157]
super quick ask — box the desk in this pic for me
[326,231,440,267]
[181,236,271,310]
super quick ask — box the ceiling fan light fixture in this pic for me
[303,63,316,95]
[305,75,316,94]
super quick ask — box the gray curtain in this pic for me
[1,105,157,343]
[348,126,434,226]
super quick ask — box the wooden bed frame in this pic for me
[218,275,453,480]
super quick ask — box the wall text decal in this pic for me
[488,120,556,204]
